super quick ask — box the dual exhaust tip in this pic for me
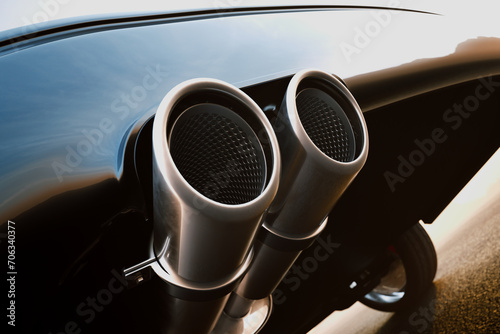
[150,69,368,333]
[152,78,280,285]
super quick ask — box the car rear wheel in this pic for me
[360,223,437,312]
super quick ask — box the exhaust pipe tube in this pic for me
[151,78,280,333]
[225,69,369,320]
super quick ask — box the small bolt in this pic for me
[135,275,144,285]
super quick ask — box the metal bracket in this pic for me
[123,257,156,289]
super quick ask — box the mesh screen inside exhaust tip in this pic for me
[169,103,266,205]
[296,88,356,162]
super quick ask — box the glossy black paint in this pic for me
[1,5,500,334]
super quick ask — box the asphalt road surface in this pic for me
[310,149,500,334]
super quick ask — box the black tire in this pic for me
[360,223,438,312]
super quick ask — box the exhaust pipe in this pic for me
[151,78,280,333]
[224,69,369,321]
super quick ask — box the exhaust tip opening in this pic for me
[296,77,365,162]
[167,90,271,205]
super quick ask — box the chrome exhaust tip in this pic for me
[151,78,280,333]
[227,69,368,318]
[267,69,368,235]
[152,78,280,283]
